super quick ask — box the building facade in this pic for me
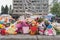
[53,0,58,3]
[13,0,49,15]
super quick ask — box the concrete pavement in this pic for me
[0,35,60,40]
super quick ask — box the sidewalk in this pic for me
[0,35,60,40]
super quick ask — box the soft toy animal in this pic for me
[6,24,17,35]
[0,24,5,29]
[15,21,23,33]
[38,21,46,35]
[44,24,56,36]
[29,23,38,35]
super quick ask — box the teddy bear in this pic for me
[6,24,17,35]
[29,20,38,35]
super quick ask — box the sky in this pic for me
[0,0,12,13]
[0,0,60,13]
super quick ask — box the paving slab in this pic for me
[0,34,37,40]
[37,35,60,40]
[0,35,60,40]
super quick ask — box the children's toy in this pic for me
[44,24,56,35]
[29,23,38,35]
[1,29,6,35]
[38,21,46,35]
[0,24,5,29]
[16,21,23,33]
[7,24,17,35]
[22,26,29,34]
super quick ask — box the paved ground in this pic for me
[0,35,60,40]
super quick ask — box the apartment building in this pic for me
[13,0,49,15]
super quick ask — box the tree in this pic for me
[9,5,13,14]
[1,5,4,14]
[4,5,8,14]
[50,2,60,16]
[10,5,12,10]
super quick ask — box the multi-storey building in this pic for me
[53,0,58,3]
[13,0,49,15]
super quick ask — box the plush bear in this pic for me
[31,20,39,27]
[29,23,38,35]
[6,24,17,35]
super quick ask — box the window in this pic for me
[20,10,22,12]
[20,1,22,2]
[36,7,40,9]
[43,7,47,9]
[20,10,25,12]
[14,7,18,9]
[15,10,18,12]
[19,7,22,9]
[25,7,28,9]
[19,4,22,6]
[29,7,31,8]
[39,10,42,12]
[44,10,48,12]
[31,0,36,3]
[16,1,19,2]
[43,4,46,6]
[37,4,40,6]
[24,4,26,6]
[14,1,19,2]
[13,4,17,5]
[36,10,38,12]
[33,4,35,5]
[28,3,31,6]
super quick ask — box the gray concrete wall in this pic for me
[0,35,60,40]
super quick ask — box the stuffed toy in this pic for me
[1,28,6,35]
[26,18,33,22]
[0,24,5,29]
[38,21,46,35]
[52,22,60,31]
[15,21,23,33]
[0,17,2,21]
[22,26,29,34]
[0,21,4,24]
[52,22,60,35]
[4,17,8,23]
[0,25,7,35]
[6,24,17,35]
[31,20,39,27]
[44,24,56,35]
[29,23,38,35]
